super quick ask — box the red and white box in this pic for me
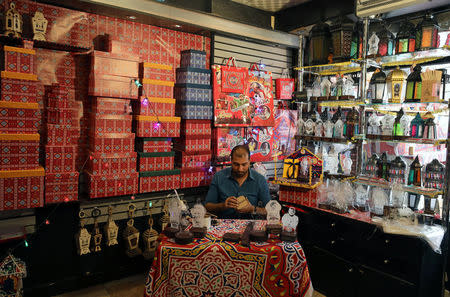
[108,39,142,59]
[0,102,41,134]
[174,135,211,153]
[91,97,131,115]
[87,171,138,199]
[136,138,172,153]
[180,168,213,189]
[45,171,79,204]
[91,50,139,78]
[88,73,139,99]
[87,151,137,175]
[46,97,79,109]
[181,120,212,136]
[141,79,174,98]
[141,62,174,82]
[177,151,212,169]
[45,124,80,146]
[0,167,45,210]
[133,97,175,117]
[135,116,180,138]
[139,170,180,193]
[46,107,77,125]
[90,114,132,135]
[45,145,77,173]
[3,46,36,75]
[279,186,318,207]
[0,134,40,170]
[138,152,175,172]
[1,75,38,103]
[88,133,135,153]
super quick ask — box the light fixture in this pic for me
[127,15,137,20]
[174,24,181,28]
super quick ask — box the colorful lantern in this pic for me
[386,67,407,103]
[377,23,395,56]
[365,154,379,177]
[416,13,440,51]
[396,20,416,54]
[330,16,354,62]
[377,152,390,181]
[350,22,362,59]
[392,108,405,136]
[310,22,331,65]
[423,116,437,139]
[345,107,359,139]
[408,156,422,187]
[424,159,444,189]
[410,112,424,138]
[367,69,386,104]
[389,156,406,184]
[405,65,422,102]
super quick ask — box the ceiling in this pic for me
[230,0,310,12]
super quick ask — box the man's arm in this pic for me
[204,175,236,214]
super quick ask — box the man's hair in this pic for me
[230,145,250,160]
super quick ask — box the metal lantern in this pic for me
[75,211,91,256]
[330,17,354,62]
[389,156,406,184]
[377,152,390,181]
[331,106,342,123]
[392,108,405,136]
[407,192,421,211]
[423,197,437,216]
[386,67,407,103]
[4,2,23,38]
[367,70,386,104]
[416,13,440,51]
[365,154,379,177]
[32,11,48,41]
[104,207,119,247]
[425,159,444,189]
[350,22,362,59]
[345,107,359,139]
[423,114,437,140]
[377,23,395,56]
[408,156,422,187]
[310,22,331,65]
[410,112,424,138]
[396,20,416,54]
[405,65,422,102]
[143,217,159,260]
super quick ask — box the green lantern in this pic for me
[405,65,422,102]
[396,20,416,54]
[392,108,405,136]
[408,156,422,187]
[377,152,390,181]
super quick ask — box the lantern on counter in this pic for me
[389,156,406,184]
[424,159,444,189]
[365,154,379,177]
[392,108,405,136]
[396,19,416,54]
[330,16,354,62]
[377,152,390,181]
[367,69,386,104]
[408,156,422,187]
[410,112,424,138]
[405,65,422,102]
[407,192,421,211]
[377,23,395,56]
[423,116,437,139]
[310,22,331,65]
[416,13,440,51]
[386,67,407,103]
[345,107,359,139]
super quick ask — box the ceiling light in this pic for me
[127,15,137,20]
[174,24,181,28]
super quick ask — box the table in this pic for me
[145,220,313,297]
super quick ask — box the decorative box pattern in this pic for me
[45,145,77,173]
[177,101,213,119]
[3,46,36,75]
[139,169,181,193]
[88,133,135,153]
[108,39,142,59]
[133,97,175,117]
[91,51,139,78]
[135,116,181,138]
[0,167,45,211]
[0,134,40,170]
[181,120,212,136]
[176,68,211,85]
[136,138,172,153]
[1,77,38,103]
[0,102,41,133]
[180,169,213,189]
[141,63,174,82]
[90,114,133,135]
[89,74,139,99]
[47,97,79,109]
[87,171,139,199]
[174,136,211,153]
[141,79,174,99]
[91,97,131,115]
[45,171,79,204]
[177,151,212,169]
[213,127,246,164]
[174,84,212,102]
[180,49,206,69]
[46,107,77,125]
[87,151,137,175]
[278,186,318,207]
[138,152,175,172]
[46,124,80,146]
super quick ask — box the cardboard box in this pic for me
[174,84,212,102]
[0,134,40,170]
[87,171,138,199]
[45,145,77,173]
[46,107,78,125]
[139,169,180,193]
[88,133,135,153]
[278,186,318,207]
[176,68,211,85]
[3,46,36,75]
[135,115,180,138]
[133,97,175,117]
[138,152,175,172]
[1,76,38,103]
[180,49,206,69]
[91,97,132,115]
[181,120,212,136]
[0,167,45,210]
[176,151,212,169]
[136,137,172,153]
[87,151,137,175]
[90,114,132,135]
[173,135,211,153]
[180,168,213,189]
[177,101,213,120]
[91,50,139,78]
[141,79,174,98]
[141,62,174,82]
[0,102,41,134]
[44,171,79,204]
[45,124,80,146]
[108,39,142,59]
[46,97,79,109]
[88,73,139,99]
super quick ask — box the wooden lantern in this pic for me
[330,16,354,62]
[91,208,102,252]
[405,65,422,102]
[416,13,440,51]
[123,205,142,258]
[104,206,119,246]
[395,20,416,54]
[160,200,170,231]
[386,67,407,103]
[143,217,159,260]
[4,2,22,38]
[32,11,48,41]
[75,211,91,256]
[408,156,422,187]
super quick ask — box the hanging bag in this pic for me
[221,57,248,93]
[275,68,295,99]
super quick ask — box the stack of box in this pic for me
[174,50,213,188]
[86,49,140,198]
[44,85,81,204]
[0,45,44,210]
[136,62,181,193]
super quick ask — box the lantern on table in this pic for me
[416,13,440,51]
[396,19,416,54]
[407,192,421,211]
[365,154,379,177]
[367,69,386,104]
[423,115,437,140]
[310,22,331,65]
[408,156,422,187]
[392,108,405,136]
[405,65,422,102]
[377,23,395,56]
[345,107,359,139]
[410,112,424,138]
[424,159,444,189]
[389,156,406,184]
[330,16,354,62]
[423,197,438,216]
[377,152,390,181]
[386,67,407,103]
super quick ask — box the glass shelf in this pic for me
[295,135,361,144]
[294,60,362,76]
[364,101,449,107]
[317,100,365,108]
[363,135,447,146]
[369,48,450,68]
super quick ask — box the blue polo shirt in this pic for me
[205,167,271,219]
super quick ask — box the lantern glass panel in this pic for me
[417,14,439,50]
[396,20,416,53]
[310,22,331,65]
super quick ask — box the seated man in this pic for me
[205,145,271,219]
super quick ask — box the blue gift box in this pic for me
[177,101,213,120]
[174,83,212,102]
[180,49,207,69]
[176,68,211,85]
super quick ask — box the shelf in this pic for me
[294,60,362,76]
[0,36,90,52]
[270,178,321,189]
[364,135,447,146]
[317,100,365,108]
[369,48,450,68]
[295,135,361,144]
[364,101,449,107]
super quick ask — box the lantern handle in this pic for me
[91,207,101,219]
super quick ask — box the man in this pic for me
[205,145,271,219]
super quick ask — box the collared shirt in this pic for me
[205,167,271,219]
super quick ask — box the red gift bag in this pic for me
[221,57,248,93]
[275,69,295,99]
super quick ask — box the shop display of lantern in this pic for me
[323,120,334,138]
[423,116,437,139]
[423,197,437,216]
[123,205,142,258]
[297,116,305,135]
[408,156,422,187]
[350,22,362,59]
[143,217,159,260]
[410,112,424,138]
[367,70,386,104]
[377,152,390,181]
[32,11,48,41]
[367,113,381,135]
[365,154,379,177]
[331,106,342,123]
[370,187,389,216]
[386,67,407,103]
[391,183,406,208]
[304,118,315,135]
[424,159,444,189]
[396,19,416,54]
[309,22,331,65]
[416,13,440,51]
[312,76,321,98]
[92,208,102,252]
[389,156,407,184]
[345,107,359,139]
[104,206,118,247]
[400,113,412,136]
[377,23,395,56]
[367,32,380,56]
[4,2,22,38]
[407,192,421,211]
[333,118,344,138]
[392,108,405,136]
[314,119,324,137]
[405,65,422,102]
[75,211,91,256]
[320,77,332,99]
[381,114,395,136]
[330,16,354,62]
[335,75,345,98]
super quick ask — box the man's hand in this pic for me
[224,196,238,209]
[236,196,253,213]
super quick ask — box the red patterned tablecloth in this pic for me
[145,220,313,297]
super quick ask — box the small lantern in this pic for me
[161,200,170,230]
[75,211,91,256]
[423,117,437,139]
[365,154,379,177]
[123,205,142,258]
[423,197,437,216]
[350,22,362,59]
[416,13,440,51]
[367,69,386,104]
[330,17,354,62]
[396,20,416,54]
[367,113,381,135]
[32,11,48,41]
[143,217,159,260]
[323,120,334,138]
[405,65,422,102]
[333,119,344,138]
[93,223,102,252]
[310,22,332,65]
[392,108,405,136]
[410,112,424,138]
[408,156,422,187]
[381,114,395,136]
[377,23,395,56]
[104,206,118,246]
[389,156,406,184]
[331,106,342,123]
[345,107,359,139]
[367,32,380,56]
[407,192,421,211]
[377,152,390,181]
[386,67,407,103]
[304,118,315,135]
[4,2,23,38]
[320,77,332,99]
[335,75,345,98]
[425,159,444,189]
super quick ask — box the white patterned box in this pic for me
[174,84,212,102]
[180,49,206,69]
[176,68,211,85]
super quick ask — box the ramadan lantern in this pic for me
[367,69,386,104]
[423,116,437,140]
[32,11,48,41]
[416,13,440,51]
[4,2,22,38]
[365,154,379,177]
[310,22,331,65]
[345,107,359,139]
[396,19,416,54]
[392,108,405,136]
[407,192,421,211]
[408,156,422,187]
[389,156,406,184]
[330,17,354,62]
[424,159,444,189]
[410,112,424,138]
[350,22,362,59]
[386,67,407,103]
[104,206,118,247]
[377,152,390,181]
[377,23,395,56]
[405,65,422,102]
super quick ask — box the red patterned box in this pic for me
[0,102,41,133]
[0,167,44,210]
[45,124,80,146]
[278,186,318,207]
[181,120,212,136]
[46,107,77,125]
[108,39,142,59]
[46,97,79,109]
[177,151,212,169]
[139,169,180,193]
[87,151,137,175]
[133,97,175,117]
[90,114,132,135]
[91,51,139,78]
[45,145,77,173]
[141,62,174,82]
[138,152,175,172]
[174,135,211,153]
[180,168,213,189]
[141,79,174,98]
[135,116,180,138]
[87,171,138,199]
[88,73,139,99]
[136,138,172,153]
[45,171,79,204]
[0,134,40,170]
[3,46,36,75]
[88,133,135,153]
[91,97,131,115]
[1,76,38,103]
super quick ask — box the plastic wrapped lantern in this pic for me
[410,112,424,138]
[386,67,407,103]
[408,156,422,187]
[405,65,422,102]
[416,13,440,51]
[367,32,380,56]
[330,17,354,62]
[423,115,437,140]
[367,69,386,104]
[424,159,444,189]
[310,22,331,65]
[395,19,416,54]
[365,154,379,177]
[345,107,359,139]
[377,23,395,56]
[392,108,405,136]
[389,156,406,184]
[377,152,390,181]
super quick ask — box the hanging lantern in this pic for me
[104,206,118,247]
[160,200,170,231]
[396,20,416,54]
[408,156,422,187]
[389,156,406,184]
[350,22,361,59]
[425,159,444,189]
[123,204,142,258]
[392,108,405,136]
[405,65,422,102]
[330,17,354,62]
[386,67,407,103]
[4,2,23,38]
[345,107,359,139]
[365,154,379,177]
[377,152,390,181]
[367,69,386,104]
[407,192,421,211]
[377,23,395,56]
[410,112,424,138]
[142,217,159,260]
[310,22,331,65]
[75,211,91,256]
[92,208,102,252]
[31,11,48,41]
[423,113,437,139]
[416,13,440,51]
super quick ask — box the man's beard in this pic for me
[232,169,248,178]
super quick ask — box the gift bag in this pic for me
[221,57,248,93]
[275,69,295,99]
[246,63,274,126]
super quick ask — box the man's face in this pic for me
[231,153,250,178]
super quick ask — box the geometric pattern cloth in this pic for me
[145,220,313,297]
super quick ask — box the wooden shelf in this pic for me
[0,36,90,52]
[295,135,362,144]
